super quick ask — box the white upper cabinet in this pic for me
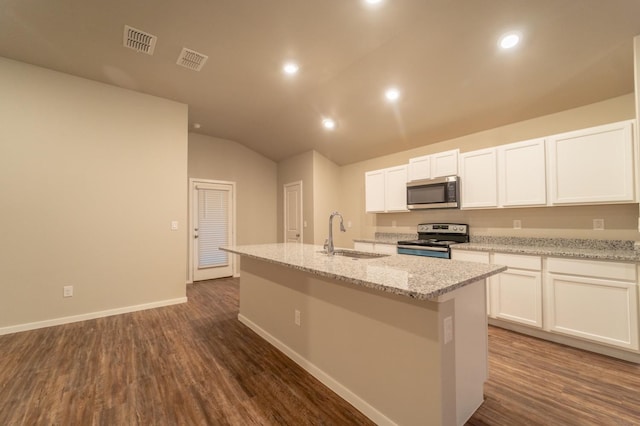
[385,165,409,212]
[498,138,547,207]
[365,165,408,213]
[431,149,459,178]
[408,149,459,181]
[408,155,431,181]
[547,120,635,205]
[365,169,385,213]
[459,148,498,208]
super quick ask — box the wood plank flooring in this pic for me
[1,278,639,425]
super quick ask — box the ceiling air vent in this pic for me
[123,25,157,55]
[176,47,208,71]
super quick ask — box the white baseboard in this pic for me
[238,314,396,426]
[489,318,640,364]
[0,297,188,336]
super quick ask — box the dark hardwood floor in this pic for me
[1,278,639,425]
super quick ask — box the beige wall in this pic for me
[188,133,277,246]
[276,150,342,245]
[277,151,315,243]
[635,35,640,202]
[335,94,639,248]
[312,151,341,245]
[0,58,188,329]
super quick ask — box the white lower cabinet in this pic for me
[354,241,397,254]
[450,250,492,315]
[452,249,640,354]
[545,257,638,350]
[491,253,542,328]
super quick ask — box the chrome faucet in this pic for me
[325,211,346,255]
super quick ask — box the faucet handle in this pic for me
[323,238,329,250]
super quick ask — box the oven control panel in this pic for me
[417,223,467,234]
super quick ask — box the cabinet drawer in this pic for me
[493,253,541,271]
[547,257,636,281]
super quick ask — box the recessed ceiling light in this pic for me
[365,0,383,4]
[499,32,521,49]
[322,118,336,130]
[283,62,299,75]
[385,87,400,102]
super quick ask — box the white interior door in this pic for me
[284,181,302,243]
[192,181,234,281]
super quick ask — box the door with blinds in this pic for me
[192,181,234,281]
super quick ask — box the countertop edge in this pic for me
[222,246,505,300]
[452,243,640,262]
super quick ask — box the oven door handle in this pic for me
[397,245,449,252]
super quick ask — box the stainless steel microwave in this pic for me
[406,176,460,210]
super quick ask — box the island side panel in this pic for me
[452,280,488,425]
[238,256,455,426]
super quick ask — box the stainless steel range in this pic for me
[397,223,469,259]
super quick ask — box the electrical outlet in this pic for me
[171,221,178,230]
[63,285,73,298]
[593,219,604,231]
[513,219,522,229]
[444,316,453,344]
[294,309,301,326]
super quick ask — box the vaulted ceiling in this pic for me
[1,0,639,165]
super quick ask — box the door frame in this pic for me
[188,178,237,283]
[283,180,303,243]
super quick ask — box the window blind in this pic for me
[198,188,229,268]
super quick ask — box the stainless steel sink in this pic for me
[321,249,389,259]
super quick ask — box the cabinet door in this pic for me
[545,273,638,350]
[459,148,498,208]
[408,155,431,181]
[384,165,408,212]
[365,170,385,213]
[547,120,634,204]
[354,242,374,252]
[431,149,459,178]
[375,243,398,255]
[451,250,492,316]
[499,138,546,206]
[491,269,542,328]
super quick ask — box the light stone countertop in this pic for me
[221,243,506,300]
[452,237,640,262]
[355,234,640,262]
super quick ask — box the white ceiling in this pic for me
[1,0,639,165]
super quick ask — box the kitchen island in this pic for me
[221,243,506,426]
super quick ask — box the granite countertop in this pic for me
[221,243,505,301]
[355,233,640,262]
[452,236,640,262]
